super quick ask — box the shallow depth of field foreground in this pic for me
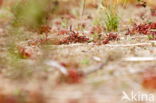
[1,0,156,103]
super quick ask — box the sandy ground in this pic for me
[0,2,156,103]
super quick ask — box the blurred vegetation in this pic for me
[12,0,58,29]
[0,0,60,79]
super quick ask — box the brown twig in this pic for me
[82,59,109,75]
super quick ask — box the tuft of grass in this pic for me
[94,0,119,32]
[104,7,119,32]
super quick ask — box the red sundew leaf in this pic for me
[18,46,34,58]
[60,62,79,69]
[103,33,119,44]
[60,62,67,67]
[28,39,40,46]
[103,39,109,44]
[27,37,50,46]
[0,90,45,103]
[0,0,3,6]
[0,92,20,103]
[107,33,119,40]
[5,95,18,103]
[142,67,156,89]
[135,24,149,34]
[0,93,5,103]
[39,25,51,34]
[54,21,61,25]
[151,9,156,16]
[143,76,156,89]
[57,69,84,84]
[18,45,41,59]
[67,69,83,84]
[28,91,45,103]
[149,22,156,29]
[125,28,134,35]
[126,22,156,35]
[77,23,86,29]
[59,32,89,44]
[58,29,69,35]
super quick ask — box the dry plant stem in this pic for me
[79,0,86,30]
[123,57,156,62]
[83,59,109,75]
[105,41,156,47]
[51,41,156,47]
[46,60,68,75]
[46,33,48,40]
[81,0,86,17]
